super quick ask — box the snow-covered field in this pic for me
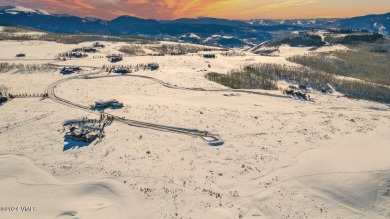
[0,38,389,219]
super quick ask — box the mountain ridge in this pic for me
[0,5,388,47]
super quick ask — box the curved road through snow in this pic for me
[44,71,223,145]
[44,70,290,145]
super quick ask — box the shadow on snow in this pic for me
[209,141,224,147]
[63,138,93,151]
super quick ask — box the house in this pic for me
[83,47,98,53]
[65,125,98,142]
[70,52,86,58]
[93,42,105,48]
[108,54,123,63]
[148,63,159,71]
[16,53,26,57]
[284,85,307,99]
[60,66,81,74]
[94,99,123,109]
[203,54,216,59]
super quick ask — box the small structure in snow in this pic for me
[83,47,98,53]
[65,125,99,142]
[283,85,308,100]
[70,52,87,58]
[114,68,131,74]
[94,99,123,109]
[72,47,97,53]
[93,42,105,48]
[60,66,81,75]
[16,53,26,57]
[108,54,123,63]
[148,63,159,71]
[203,54,216,59]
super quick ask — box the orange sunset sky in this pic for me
[1,0,389,20]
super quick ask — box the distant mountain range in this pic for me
[246,18,337,27]
[0,6,388,47]
[323,13,390,36]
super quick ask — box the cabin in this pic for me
[148,63,159,71]
[83,47,97,53]
[70,52,86,58]
[72,47,97,53]
[203,54,216,59]
[16,53,26,57]
[94,99,123,109]
[60,66,81,74]
[108,54,123,63]
[170,52,186,56]
[93,42,105,48]
[65,125,98,143]
[284,85,308,100]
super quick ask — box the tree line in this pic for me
[325,33,383,44]
[0,32,154,44]
[206,63,390,103]
[0,63,55,72]
[287,49,390,86]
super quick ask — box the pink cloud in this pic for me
[1,0,389,20]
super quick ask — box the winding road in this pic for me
[44,69,290,145]
[44,71,224,145]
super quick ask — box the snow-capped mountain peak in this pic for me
[0,6,51,16]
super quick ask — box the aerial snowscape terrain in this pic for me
[1,5,389,48]
[0,27,390,219]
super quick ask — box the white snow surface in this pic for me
[0,39,389,219]
[1,6,51,15]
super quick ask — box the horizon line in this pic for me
[1,4,389,21]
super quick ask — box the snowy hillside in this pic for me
[0,27,390,219]
[0,5,50,15]
[246,18,339,27]
[1,5,388,50]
